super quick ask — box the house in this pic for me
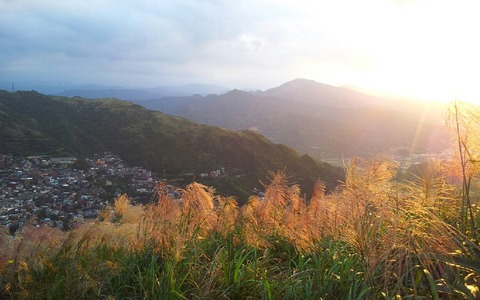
[50,157,77,165]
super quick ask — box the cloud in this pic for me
[0,0,253,85]
[1,0,480,99]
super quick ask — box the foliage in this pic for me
[447,101,480,241]
[1,161,479,299]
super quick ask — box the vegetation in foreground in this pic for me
[1,101,480,299]
[1,157,480,299]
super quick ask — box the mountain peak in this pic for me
[265,78,335,96]
[278,78,335,89]
[285,78,321,85]
[224,89,253,97]
[262,78,385,108]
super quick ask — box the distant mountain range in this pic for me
[2,77,452,160]
[130,79,451,159]
[0,90,343,202]
[56,83,230,99]
[0,81,230,99]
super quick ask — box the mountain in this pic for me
[263,79,386,108]
[0,90,343,202]
[56,84,230,100]
[133,79,450,159]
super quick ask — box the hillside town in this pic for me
[1,149,452,235]
[0,153,159,234]
[0,152,231,234]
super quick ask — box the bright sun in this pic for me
[389,1,479,105]
[367,1,480,105]
[309,0,480,105]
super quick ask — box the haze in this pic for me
[1,0,479,103]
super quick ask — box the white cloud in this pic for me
[1,0,480,100]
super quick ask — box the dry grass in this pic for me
[2,159,464,264]
[1,159,475,298]
[126,160,459,268]
[214,195,239,237]
[328,158,465,291]
[0,221,67,272]
[307,182,340,240]
[135,182,218,259]
[113,194,129,219]
[181,182,217,239]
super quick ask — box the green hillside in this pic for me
[0,90,343,201]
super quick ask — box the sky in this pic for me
[1,0,480,102]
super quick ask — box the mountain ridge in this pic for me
[55,83,230,100]
[0,90,343,202]
[130,79,450,158]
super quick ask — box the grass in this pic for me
[1,160,480,299]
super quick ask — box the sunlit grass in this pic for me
[1,158,479,299]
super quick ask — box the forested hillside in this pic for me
[0,90,343,200]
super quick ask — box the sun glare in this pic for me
[308,0,480,105]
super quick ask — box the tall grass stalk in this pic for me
[2,161,479,299]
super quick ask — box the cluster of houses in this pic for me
[0,153,159,234]
[2,147,454,235]
[199,167,227,178]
